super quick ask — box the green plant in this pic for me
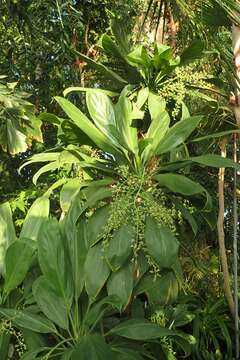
[0,77,42,154]
[21,87,240,312]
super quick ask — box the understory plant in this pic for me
[0,81,239,358]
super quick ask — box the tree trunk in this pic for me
[232,19,240,359]
[217,138,235,318]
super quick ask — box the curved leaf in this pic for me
[33,276,69,330]
[105,223,134,271]
[3,238,36,297]
[107,263,133,310]
[156,116,202,155]
[0,202,16,275]
[20,196,49,241]
[84,243,110,299]
[145,216,179,269]
[0,308,57,334]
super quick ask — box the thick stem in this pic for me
[217,139,235,318]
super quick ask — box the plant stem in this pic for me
[217,138,235,318]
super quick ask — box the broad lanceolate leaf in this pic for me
[82,295,121,331]
[20,196,49,241]
[114,93,138,155]
[3,238,36,297]
[87,205,110,247]
[33,276,69,330]
[145,217,179,269]
[156,116,202,155]
[71,334,115,360]
[142,111,170,162]
[55,97,120,156]
[86,91,120,147]
[84,243,110,299]
[107,263,133,310]
[37,219,73,308]
[155,173,206,196]
[60,178,81,213]
[0,308,57,333]
[148,92,166,120]
[0,202,16,275]
[105,224,135,271]
[64,218,88,299]
[73,50,128,85]
[135,272,179,305]
[190,154,240,170]
[110,319,178,340]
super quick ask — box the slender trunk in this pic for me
[232,20,240,359]
[217,138,235,318]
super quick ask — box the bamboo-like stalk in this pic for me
[217,138,235,318]
[233,133,239,359]
[232,19,240,359]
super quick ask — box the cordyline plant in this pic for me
[1,86,239,359]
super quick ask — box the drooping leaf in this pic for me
[145,217,179,269]
[155,173,206,196]
[87,205,110,247]
[73,50,128,85]
[54,96,120,156]
[60,178,81,213]
[107,263,133,310]
[71,334,116,360]
[105,223,135,271]
[83,295,120,331]
[37,219,73,307]
[134,272,179,305]
[33,276,69,330]
[84,243,110,299]
[3,238,36,297]
[0,308,57,334]
[156,116,202,155]
[190,154,240,170]
[110,319,178,340]
[20,196,49,241]
[0,202,16,275]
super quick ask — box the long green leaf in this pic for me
[145,217,179,269]
[0,308,57,334]
[20,196,50,241]
[55,97,119,155]
[156,116,202,155]
[33,276,69,330]
[3,238,36,297]
[0,202,16,275]
[105,223,134,271]
[107,263,133,310]
[84,243,110,299]
[37,219,73,307]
